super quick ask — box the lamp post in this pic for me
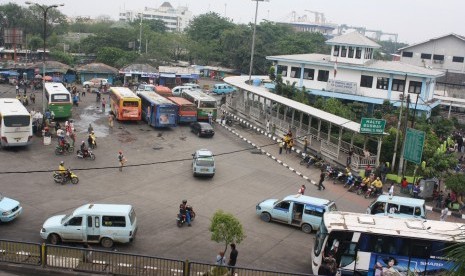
[248,0,268,84]
[25,1,64,113]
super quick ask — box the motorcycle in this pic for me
[347,176,363,192]
[76,149,96,160]
[333,171,347,184]
[55,142,74,155]
[357,181,370,195]
[365,185,382,199]
[177,206,196,227]
[225,116,233,126]
[53,169,79,185]
[328,167,341,180]
[343,175,355,188]
[299,154,312,166]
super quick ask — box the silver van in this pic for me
[40,204,137,248]
[256,195,337,233]
[367,195,426,219]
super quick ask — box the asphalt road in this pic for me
[0,83,460,275]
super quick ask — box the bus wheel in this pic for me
[301,224,313,234]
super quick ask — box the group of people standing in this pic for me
[279,130,294,154]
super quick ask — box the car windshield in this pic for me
[61,213,71,224]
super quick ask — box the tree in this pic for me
[209,210,245,257]
[269,66,276,81]
[444,173,465,194]
[446,242,465,276]
[50,51,74,65]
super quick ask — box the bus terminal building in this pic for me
[266,31,445,117]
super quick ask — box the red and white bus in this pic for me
[167,96,197,123]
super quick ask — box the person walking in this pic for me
[318,168,326,190]
[347,148,354,166]
[303,137,308,153]
[108,113,114,128]
[216,251,226,266]
[208,112,213,125]
[298,184,306,196]
[266,119,270,133]
[118,151,126,172]
[228,243,238,275]
[440,207,449,221]
[102,98,106,110]
[279,140,284,154]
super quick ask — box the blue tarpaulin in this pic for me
[0,71,19,76]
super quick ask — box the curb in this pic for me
[218,113,315,185]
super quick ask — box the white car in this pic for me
[82,78,108,88]
[192,149,215,177]
[0,193,22,222]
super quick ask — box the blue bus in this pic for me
[138,91,178,128]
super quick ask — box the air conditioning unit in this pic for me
[399,94,404,100]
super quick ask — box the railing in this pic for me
[0,239,313,276]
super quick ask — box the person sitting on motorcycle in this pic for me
[80,141,89,158]
[58,161,71,180]
[345,173,354,187]
[88,132,96,148]
[179,199,191,227]
[372,177,383,195]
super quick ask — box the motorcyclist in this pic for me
[345,172,354,187]
[88,132,96,148]
[372,177,383,195]
[80,141,89,158]
[58,161,71,180]
[179,199,191,227]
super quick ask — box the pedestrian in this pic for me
[88,123,93,134]
[365,164,372,177]
[118,151,126,172]
[23,84,27,94]
[412,183,420,198]
[102,98,106,110]
[440,207,449,221]
[298,184,306,196]
[216,251,226,266]
[30,92,35,104]
[228,243,238,275]
[271,123,276,135]
[108,113,114,128]
[15,84,19,94]
[266,119,270,133]
[303,137,308,153]
[347,147,354,166]
[388,183,394,197]
[279,140,283,154]
[318,168,326,190]
[82,243,93,263]
[208,111,213,125]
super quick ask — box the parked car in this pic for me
[136,84,156,93]
[190,122,214,137]
[83,78,108,88]
[192,149,215,177]
[183,83,201,90]
[0,193,22,222]
[212,83,236,95]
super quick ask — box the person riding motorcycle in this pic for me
[88,132,96,148]
[372,177,383,195]
[58,161,71,180]
[179,199,192,227]
[80,141,89,158]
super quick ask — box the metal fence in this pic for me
[0,239,313,276]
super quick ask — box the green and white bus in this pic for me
[44,82,72,119]
[181,90,217,121]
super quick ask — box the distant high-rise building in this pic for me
[119,2,192,32]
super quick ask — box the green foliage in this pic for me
[269,66,276,81]
[28,35,43,51]
[96,47,137,68]
[80,28,136,54]
[145,19,167,33]
[186,12,235,42]
[444,173,465,194]
[209,210,245,254]
[49,51,74,65]
[445,243,465,276]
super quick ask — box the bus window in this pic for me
[123,101,139,107]
[3,115,30,127]
[51,94,70,102]
[200,101,216,108]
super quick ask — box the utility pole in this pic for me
[138,14,142,54]
[391,74,407,171]
[398,94,411,175]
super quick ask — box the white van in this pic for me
[256,195,337,233]
[172,86,193,97]
[40,204,137,248]
[367,195,426,219]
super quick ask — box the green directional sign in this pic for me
[360,118,386,134]
[403,128,425,164]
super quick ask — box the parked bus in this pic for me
[109,87,141,121]
[154,85,172,97]
[139,91,177,128]
[181,90,217,121]
[167,96,197,124]
[0,98,32,147]
[44,82,72,118]
[312,212,464,275]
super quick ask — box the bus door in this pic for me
[86,215,101,242]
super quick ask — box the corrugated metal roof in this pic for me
[224,75,362,133]
[77,63,118,74]
[120,63,158,73]
[326,31,381,48]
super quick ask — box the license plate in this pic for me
[201,168,209,172]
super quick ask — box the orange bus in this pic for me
[109,87,141,121]
[154,85,172,97]
[167,97,197,123]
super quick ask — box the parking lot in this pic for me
[0,83,456,274]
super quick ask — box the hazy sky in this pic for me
[16,0,465,44]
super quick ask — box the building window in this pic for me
[317,70,329,82]
[360,75,373,88]
[409,81,422,94]
[433,55,444,61]
[392,79,405,92]
[277,65,288,77]
[402,51,413,58]
[421,53,432,59]
[376,77,389,90]
[348,47,355,58]
[365,48,373,59]
[453,56,464,63]
[290,67,302,78]
[333,46,339,57]
[355,47,362,59]
[303,68,315,80]
[341,46,347,57]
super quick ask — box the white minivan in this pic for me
[256,195,337,233]
[40,204,137,248]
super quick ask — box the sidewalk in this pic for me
[218,113,465,222]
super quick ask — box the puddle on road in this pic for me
[74,105,109,138]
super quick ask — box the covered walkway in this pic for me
[224,75,383,169]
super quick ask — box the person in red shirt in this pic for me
[401,177,408,194]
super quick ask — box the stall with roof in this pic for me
[76,63,118,85]
[119,63,158,86]
[195,65,240,81]
[158,66,200,88]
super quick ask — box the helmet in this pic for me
[60,161,64,165]
[81,141,85,144]
[377,177,380,180]
[91,131,94,134]
[119,151,122,154]
[182,200,187,204]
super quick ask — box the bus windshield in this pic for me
[123,101,139,107]
[314,219,328,257]
[199,101,216,108]
[181,106,196,112]
[3,115,30,127]
[51,94,70,102]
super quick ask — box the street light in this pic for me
[248,0,268,84]
[25,1,64,113]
